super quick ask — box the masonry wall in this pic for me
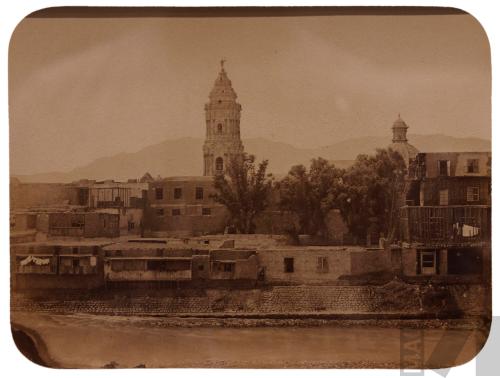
[10,183,80,210]
[10,213,37,232]
[349,249,391,276]
[11,284,490,317]
[254,209,349,244]
[402,248,418,276]
[145,205,227,237]
[144,177,229,236]
[258,248,353,284]
[83,213,120,238]
[95,208,143,235]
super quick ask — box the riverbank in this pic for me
[11,310,489,329]
[11,311,488,369]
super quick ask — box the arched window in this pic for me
[217,123,223,133]
[215,157,224,172]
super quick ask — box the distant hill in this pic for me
[13,134,491,183]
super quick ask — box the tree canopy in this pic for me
[337,148,407,243]
[277,158,344,239]
[277,149,406,244]
[212,154,273,234]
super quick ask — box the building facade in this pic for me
[399,151,491,280]
[144,176,228,237]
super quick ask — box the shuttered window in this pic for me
[466,187,480,202]
[316,257,329,273]
[439,190,449,206]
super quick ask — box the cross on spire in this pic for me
[220,58,226,70]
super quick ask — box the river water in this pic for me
[11,312,486,368]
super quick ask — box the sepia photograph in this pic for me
[8,6,492,369]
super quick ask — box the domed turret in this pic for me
[388,114,419,166]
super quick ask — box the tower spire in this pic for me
[203,61,244,176]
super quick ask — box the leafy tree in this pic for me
[337,148,406,243]
[212,154,273,234]
[278,158,344,238]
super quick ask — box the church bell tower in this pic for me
[203,60,244,176]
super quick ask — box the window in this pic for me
[202,207,211,216]
[439,189,449,206]
[420,251,436,275]
[195,187,204,200]
[147,260,168,271]
[122,260,142,271]
[215,157,224,172]
[317,257,329,273]
[222,263,234,272]
[422,254,435,267]
[72,247,78,254]
[174,187,182,199]
[71,218,84,228]
[198,264,204,271]
[155,187,163,200]
[217,123,223,133]
[284,257,294,273]
[156,208,164,216]
[466,187,480,202]
[72,258,80,269]
[172,208,181,216]
[438,160,450,176]
[467,159,479,174]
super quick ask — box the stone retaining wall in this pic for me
[11,283,489,317]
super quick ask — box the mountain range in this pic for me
[13,134,491,183]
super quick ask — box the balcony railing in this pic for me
[400,205,491,245]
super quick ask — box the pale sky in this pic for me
[9,10,490,175]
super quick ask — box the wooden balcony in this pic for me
[400,205,491,246]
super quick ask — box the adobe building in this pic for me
[144,176,228,237]
[101,238,259,288]
[11,240,111,290]
[10,178,84,210]
[80,179,149,235]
